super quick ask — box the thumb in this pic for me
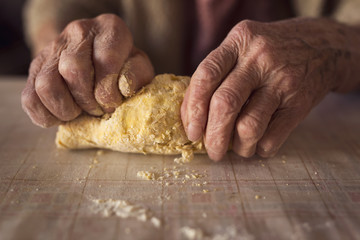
[119,48,155,97]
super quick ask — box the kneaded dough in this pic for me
[56,74,204,155]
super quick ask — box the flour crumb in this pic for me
[181,226,204,240]
[91,199,160,228]
[151,217,161,228]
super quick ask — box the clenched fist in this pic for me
[182,18,359,160]
[22,14,154,127]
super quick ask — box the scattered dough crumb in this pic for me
[137,171,156,180]
[254,195,266,200]
[96,150,104,156]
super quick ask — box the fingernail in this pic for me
[187,123,202,141]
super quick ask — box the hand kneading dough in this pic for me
[56,74,204,156]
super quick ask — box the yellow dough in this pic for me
[56,74,204,157]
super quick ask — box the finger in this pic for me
[204,66,257,161]
[93,14,133,112]
[232,88,280,158]
[256,108,307,157]
[118,48,155,97]
[184,39,238,142]
[58,19,104,116]
[35,44,81,121]
[21,51,60,127]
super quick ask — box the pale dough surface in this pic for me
[56,74,204,155]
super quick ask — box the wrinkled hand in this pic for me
[182,18,344,160]
[22,14,154,127]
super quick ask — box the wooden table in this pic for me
[0,77,359,240]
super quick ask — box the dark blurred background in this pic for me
[0,0,31,75]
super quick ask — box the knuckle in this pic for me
[195,58,223,85]
[58,56,88,82]
[96,14,129,36]
[236,114,263,142]
[232,20,258,43]
[34,75,52,97]
[234,20,256,35]
[65,19,92,39]
[188,102,206,123]
[279,77,301,96]
[211,88,241,114]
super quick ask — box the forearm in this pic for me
[328,21,360,93]
[269,17,360,93]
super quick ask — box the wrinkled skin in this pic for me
[21,14,154,127]
[181,18,359,161]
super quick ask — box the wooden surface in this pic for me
[0,77,359,240]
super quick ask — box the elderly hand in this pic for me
[22,14,154,127]
[182,18,355,161]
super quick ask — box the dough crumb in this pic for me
[174,150,194,164]
[254,195,266,200]
[96,150,104,156]
[137,171,156,180]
